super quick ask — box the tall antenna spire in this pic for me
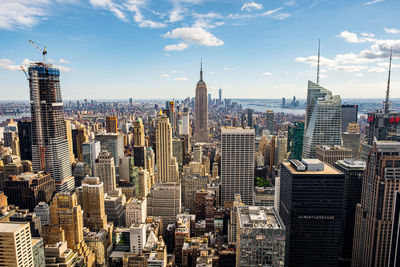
[200,58,203,81]
[384,47,392,114]
[317,39,320,85]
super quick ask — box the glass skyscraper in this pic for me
[303,81,342,159]
[29,63,74,192]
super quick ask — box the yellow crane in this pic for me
[28,40,47,64]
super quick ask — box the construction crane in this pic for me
[28,40,47,64]
[20,65,29,80]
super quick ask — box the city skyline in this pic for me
[0,0,399,100]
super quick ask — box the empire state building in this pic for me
[194,62,209,143]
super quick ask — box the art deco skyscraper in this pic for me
[221,127,255,205]
[156,114,179,182]
[352,141,400,266]
[94,150,117,194]
[302,81,342,159]
[81,176,107,231]
[106,116,118,133]
[133,118,145,147]
[194,62,208,143]
[28,63,74,192]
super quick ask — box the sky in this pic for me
[0,0,399,100]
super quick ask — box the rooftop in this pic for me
[237,206,284,230]
[283,161,342,175]
[0,222,28,233]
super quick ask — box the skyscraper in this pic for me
[247,109,254,128]
[221,127,255,205]
[287,121,304,160]
[106,116,118,133]
[17,120,32,161]
[341,104,358,132]
[280,159,346,266]
[352,141,400,266]
[266,110,274,133]
[219,88,222,105]
[94,150,117,194]
[82,140,101,176]
[155,114,179,182]
[95,132,124,167]
[302,81,342,159]
[334,159,365,266]
[133,118,145,147]
[46,191,94,265]
[0,222,34,266]
[72,125,88,162]
[81,176,107,231]
[194,62,208,143]
[28,63,74,192]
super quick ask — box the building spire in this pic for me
[200,58,203,81]
[384,47,393,114]
[317,39,320,85]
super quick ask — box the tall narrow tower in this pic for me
[29,63,74,192]
[194,61,209,143]
[156,115,179,182]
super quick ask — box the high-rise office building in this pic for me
[4,171,55,211]
[341,104,358,132]
[219,88,222,105]
[280,159,346,266]
[64,120,75,164]
[106,116,118,133]
[28,63,73,192]
[147,182,181,229]
[287,121,304,160]
[95,132,124,167]
[303,81,342,159]
[72,125,88,161]
[155,115,179,182]
[342,123,361,158]
[0,222,34,266]
[315,145,352,166]
[3,131,20,157]
[82,140,101,176]
[18,120,32,161]
[194,63,208,143]
[221,127,255,205]
[334,159,365,266]
[94,150,117,194]
[180,112,190,136]
[247,109,254,128]
[133,118,145,147]
[266,110,274,133]
[352,141,400,267]
[389,191,400,266]
[81,176,107,231]
[236,206,285,267]
[46,191,94,265]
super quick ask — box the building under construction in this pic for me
[29,62,74,192]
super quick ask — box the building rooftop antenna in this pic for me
[317,39,320,85]
[384,47,392,114]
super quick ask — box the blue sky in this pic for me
[0,0,399,100]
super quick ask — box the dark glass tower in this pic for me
[18,120,32,161]
[280,160,346,266]
[28,63,73,192]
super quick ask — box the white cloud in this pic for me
[241,2,263,12]
[368,66,386,72]
[284,1,297,6]
[174,77,188,81]
[0,58,73,72]
[169,5,186,23]
[89,0,127,21]
[54,65,74,72]
[160,73,170,77]
[163,27,224,47]
[164,43,189,51]
[362,0,384,6]
[262,72,272,76]
[273,13,290,20]
[59,58,70,64]
[171,70,177,73]
[384,28,400,34]
[360,32,375,37]
[338,30,373,43]
[0,0,49,30]
[261,7,282,16]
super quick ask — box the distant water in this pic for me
[0,113,30,123]
[236,99,305,115]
